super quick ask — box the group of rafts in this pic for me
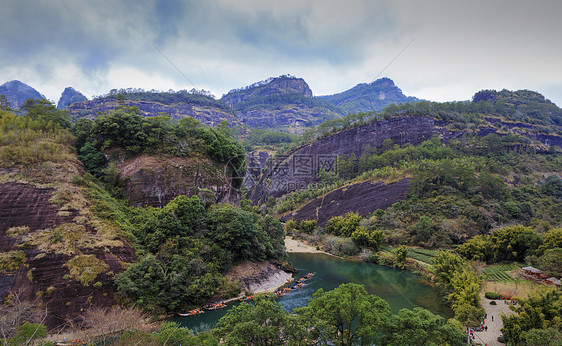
[179,272,315,317]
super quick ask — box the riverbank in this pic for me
[226,261,293,296]
[285,236,326,253]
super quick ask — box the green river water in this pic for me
[175,253,453,334]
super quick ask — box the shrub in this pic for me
[485,292,500,300]
[299,220,317,234]
[0,251,26,273]
[490,301,497,305]
[65,254,109,286]
[284,220,297,233]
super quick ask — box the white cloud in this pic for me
[0,0,561,106]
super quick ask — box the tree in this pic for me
[77,141,106,176]
[502,288,562,345]
[0,94,12,111]
[351,227,384,250]
[296,283,391,345]
[456,235,493,262]
[412,216,434,243]
[385,308,465,346]
[215,296,302,345]
[21,98,71,129]
[325,213,362,237]
[490,225,542,262]
[77,306,148,344]
[448,269,484,322]
[208,204,273,262]
[539,228,562,255]
[431,251,465,291]
[6,322,46,346]
[298,220,317,234]
[0,289,47,342]
[395,245,408,268]
[538,248,562,274]
[541,175,562,199]
[525,328,562,346]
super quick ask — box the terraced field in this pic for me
[483,264,520,282]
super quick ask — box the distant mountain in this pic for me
[57,87,87,109]
[221,75,343,132]
[65,89,239,126]
[317,77,419,114]
[0,80,45,109]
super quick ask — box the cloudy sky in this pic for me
[1,0,561,106]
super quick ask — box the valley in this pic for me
[0,77,561,345]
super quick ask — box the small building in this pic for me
[522,266,543,276]
[546,277,561,286]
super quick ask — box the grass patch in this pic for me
[6,226,30,237]
[483,280,537,299]
[22,223,87,255]
[65,254,109,286]
[0,251,26,273]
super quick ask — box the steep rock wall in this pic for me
[0,182,135,328]
[279,179,410,227]
[112,153,240,208]
[66,99,239,127]
[248,116,445,204]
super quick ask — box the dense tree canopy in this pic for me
[115,196,286,314]
[296,283,391,345]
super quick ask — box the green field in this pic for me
[483,264,521,282]
[381,246,444,265]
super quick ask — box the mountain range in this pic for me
[0,76,420,131]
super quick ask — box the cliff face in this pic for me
[66,98,239,126]
[0,181,135,328]
[248,116,445,204]
[248,114,562,205]
[110,152,240,208]
[279,179,410,227]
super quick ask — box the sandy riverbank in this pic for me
[285,236,326,254]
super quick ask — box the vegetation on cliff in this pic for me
[94,88,232,113]
[73,104,246,188]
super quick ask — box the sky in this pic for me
[1,0,561,106]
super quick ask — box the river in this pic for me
[175,253,453,334]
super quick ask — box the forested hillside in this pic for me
[255,88,561,250]
[0,99,287,337]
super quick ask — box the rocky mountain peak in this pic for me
[57,87,88,109]
[221,75,313,108]
[0,80,45,109]
[318,77,419,114]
